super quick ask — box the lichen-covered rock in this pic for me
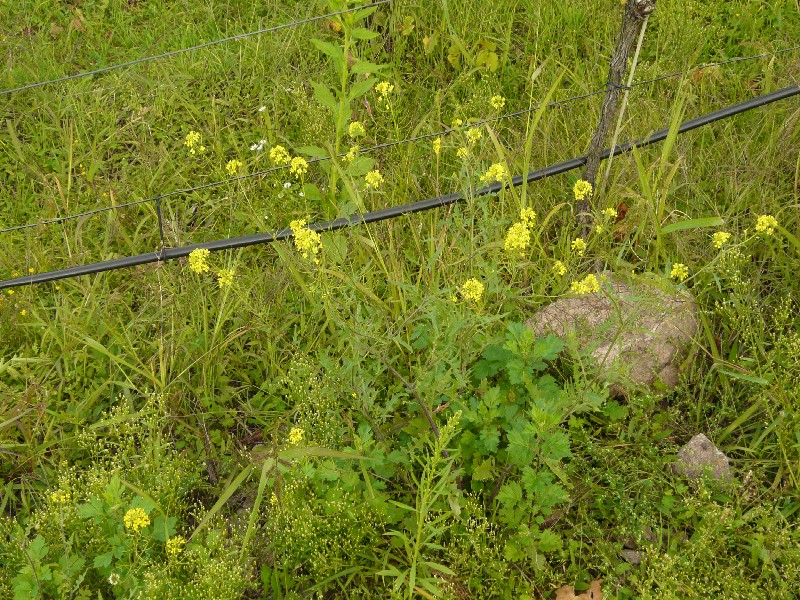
[526,272,698,395]
[674,433,733,482]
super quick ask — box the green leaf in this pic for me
[718,369,770,385]
[298,145,328,159]
[311,81,339,113]
[533,334,564,362]
[661,217,724,235]
[539,430,572,462]
[93,552,113,569]
[310,38,344,63]
[351,59,387,75]
[537,530,563,553]
[496,481,522,507]
[350,27,379,40]
[603,400,628,421]
[478,428,500,453]
[345,155,376,177]
[28,536,48,561]
[472,456,495,481]
[347,76,378,102]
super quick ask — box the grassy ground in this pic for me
[1,0,799,598]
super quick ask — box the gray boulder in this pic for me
[674,433,733,482]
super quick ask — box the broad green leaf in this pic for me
[348,76,378,102]
[345,155,376,177]
[297,145,328,159]
[351,59,387,75]
[661,217,724,234]
[310,39,344,63]
[350,27,379,40]
[311,81,339,113]
[496,480,523,507]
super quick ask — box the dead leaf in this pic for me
[554,579,602,600]
[49,22,65,36]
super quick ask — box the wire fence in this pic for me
[2,44,797,237]
[0,0,392,97]
[1,83,798,290]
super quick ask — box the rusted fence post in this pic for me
[578,0,657,226]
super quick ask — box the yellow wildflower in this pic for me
[451,117,463,129]
[712,231,731,249]
[466,128,482,145]
[348,121,366,138]
[269,145,291,166]
[55,284,62,291]
[19,309,26,316]
[432,137,442,156]
[166,536,186,557]
[460,278,484,303]
[290,219,322,263]
[573,180,593,201]
[755,214,778,235]
[270,493,279,507]
[602,207,618,219]
[570,274,600,295]
[6,290,14,295]
[188,248,210,274]
[185,130,202,155]
[456,147,469,159]
[375,81,394,99]
[670,263,689,282]
[520,208,536,226]
[225,159,243,177]
[481,163,509,184]
[552,261,567,276]
[50,490,71,505]
[290,156,309,179]
[571,238,587,256]
[365,170,384,189]
[288,427,305,445]
[28,267,34,274]
[217,268,235,288]
[490,95,506,110]
[504,222,531,255]
[594,224,604,234]
[124,507,150,533]
[344,145,359,163]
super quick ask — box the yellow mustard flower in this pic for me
[290,219,322,263]
[460,278,484,303]
[481,163,509,184]
[602,207,618,219]
[269,145,291,166]
[225,159,243,177]
[184,130,203,155]
[504,222,531,255]
[755,214,778,235]
[19,309,26,316]
[188,248,210,274]
[288,427,305,445]
[670,263,689,282]
[50,490,71,505]
[570,274,600,295]
[270,493,279,507]
[124,507,150,533]
[344,145,359,163]
[594,224,605,234]
[712,231,731,249]
[573,180,593,201]
[451,117,463,129]
[456,147,469,159]
[571,238,587,256]
[465,128,482,145]
[166,536,186,557]
[28,267,34,274]
[348,121,366,138]
[375,81,394,99]
[6,290,14,295]
[520,208,536,226]
[217,268,235,288]
[290,156,308,179]
[432,137,442,156]
[552,260,567,277]
[490,95,506,110]
[365,169,384,189]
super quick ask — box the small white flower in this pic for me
[108,573,120,586]
[258,106,267,112]
[298,192,304,197]
[283,182,292,189]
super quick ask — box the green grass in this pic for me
[1,0,799,598]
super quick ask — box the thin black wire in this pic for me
[2,84,798,290]
[1,43,797,235]
[0,0,391,97]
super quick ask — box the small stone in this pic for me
[674,433,732,482]
[620,549,643,565]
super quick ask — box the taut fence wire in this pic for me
[1,84,797,290]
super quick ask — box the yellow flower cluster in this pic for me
[432,137,442,156]
[602,207,618,219]
[124,507,150,533]
[571,238,587,256]
[466,128,482,145]
[348,121,366,138]
[217,268,235,288]
[552,260,567,277]
[490,95,506,110]
[365,169,384,189]
[184,130,206,155]
[481,163,509,184]
[288,427,305,445]
[573,179,593,201]
[50,490,71,505]
[570,274,600,295]
[188,248,210,274]
[290,219,322,263]
[451,117,463,129]
[290,156,308,179]
[520,208,536,226]
[166,536,186,557]
[344,145,359,163]
[269,145,291,166]
[375,81,394,99]
[712,231,731,249]
[755,214,778,235]
[504,222,530,256]
[670,263,689,282]
[456,147,469,159]
[225,159,243,176]
[460,278,484,303]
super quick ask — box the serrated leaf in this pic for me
[472,456,495,481]
[537,529,563,553]
[495,480,522,507]
[93,552,113,569]
[539,430,572,462]
[534,334,565,362]
[478,427,500,453]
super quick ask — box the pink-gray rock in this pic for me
[526,272,698,395]
[674,433,732,482]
